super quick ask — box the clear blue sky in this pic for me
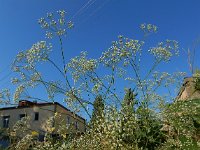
[0,0,200,117]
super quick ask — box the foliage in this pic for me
[90,95,105,126]
[120,88,136,145]
[195,77,200,91]
[194,69,200,91]
[161,99,200,149]
[194,69,200,77]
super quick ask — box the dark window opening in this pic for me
[19,114,26,120]
[67,116,70,124]
[34,112,39,121]
[3,116,10,128]
[75,121,78,130]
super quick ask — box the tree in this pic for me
[120,88,165,149]
[90,95,104,126]
[120,88,137,146]
[122,88,136,110]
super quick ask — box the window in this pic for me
[3,116,10,128]
[75,121,78,130]
[67,116,70,124]
[34,112,39,121]
[19,114,26,120]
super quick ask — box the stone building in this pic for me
[0,100,86,138]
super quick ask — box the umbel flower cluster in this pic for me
[0,10,199,150]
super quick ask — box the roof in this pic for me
[0,100,85,121]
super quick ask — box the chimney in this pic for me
[18,100,34,107]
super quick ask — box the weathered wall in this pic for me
[54,104,86,133]
[177,77,200,101]
[0,103,86,136]
[0,105,55,135]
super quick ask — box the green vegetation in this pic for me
[90,95,105,126]
[194,69,200,90]
[162,99,200,149]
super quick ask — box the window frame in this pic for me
[19,114,26,120]
[3,116,10,128]
[75,121,78,130]
[34,112,39,121]
[66,116,70,124]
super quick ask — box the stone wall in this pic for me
[177,77,200,101]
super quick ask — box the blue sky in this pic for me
[0,0,200,118]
